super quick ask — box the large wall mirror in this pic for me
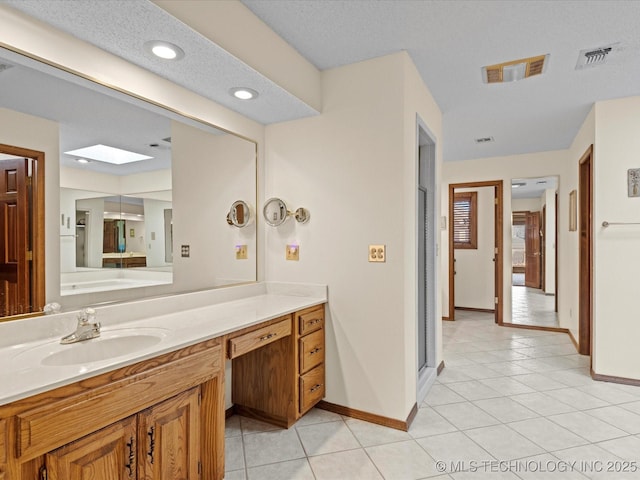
[509,176,558,327]
[0,47,257,320]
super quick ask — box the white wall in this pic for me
[564,108,595,340]
[172,121,257,289]
[264,52,442,422]
[143,199,172,267]
[592,97,640,380]
[442,150,570,323]
[454,187,495,310]
[512,198,541,212]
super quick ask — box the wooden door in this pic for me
[46,417,137,480]
[541,205,546,291]
[138,388,200,480]
[579,148,593,355]
[0,158,30,317]
[524,211,541,288]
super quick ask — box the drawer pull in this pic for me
[147,426,155,464]
[307,319,321,326]
[259,333,277,341]
[309,347,322,355]
[125,436,135,477]
[310,383,323,393]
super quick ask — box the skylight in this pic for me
[64,144,153,165]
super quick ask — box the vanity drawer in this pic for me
[299,329,324,374]
[228,317,292,359]
[298,306,324,336]
[299,364,325,414]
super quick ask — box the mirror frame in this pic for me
[263,197,289,227]
[227,200,252,228]
[0,44,259,321]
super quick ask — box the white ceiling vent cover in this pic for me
[576,43,618,69]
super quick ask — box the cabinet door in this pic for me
[46,416,137,480]
[138,388,200,480]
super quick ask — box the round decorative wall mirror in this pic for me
[227,200,252,228]
[263,197,289,227]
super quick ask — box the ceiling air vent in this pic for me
[475,136,494,144]
[482,54,549,84]
[576,43,618,69]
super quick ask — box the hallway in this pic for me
[224,312,640,479]
[511,285,559,328]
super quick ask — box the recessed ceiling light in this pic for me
[144,40,185,61]
[76,158,90,164]
[512,182,527,188]
[229,87,259,100]
[65,144,153,165]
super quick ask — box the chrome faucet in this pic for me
[60,307,101,344]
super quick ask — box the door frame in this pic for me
[0,143,45,322]
[448,180,503,324]
[578,145,593,356]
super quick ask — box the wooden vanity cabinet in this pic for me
[0,338,224,480]
[230,304,325,428]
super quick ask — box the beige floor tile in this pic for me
[423,384,467,406]
[433,402,500,431]
[225,435,245,472]
[510,392,576,416]
[344,416,411,447]
[464,424,545,460]
[548,412,628,443]
[296,420,360,456]
[508,417,588,451]
[586,406,640,435]
[416,431,495,465]
[243,428,306,468]
[366,440,440,479]
[408,406,458,438]
[308,449,383,480]
[596,435,640,462]
[473,397,539,423]
[246,458,315,480]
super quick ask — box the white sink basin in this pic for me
[13,328,169,367]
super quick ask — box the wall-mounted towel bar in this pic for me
[602,221,640,227]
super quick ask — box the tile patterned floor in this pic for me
[511,286,559,328]
[224,312,640,479]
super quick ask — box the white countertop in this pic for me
[0,283,326,407]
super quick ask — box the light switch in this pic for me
[286,244,299,261]
[368,244,386,263]
[236,244,248,260]
[181,245,190,258]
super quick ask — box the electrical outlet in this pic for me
[181,245,190,258]
[369,244,386,262]
[236,244,248,260]
[286,244,299,261]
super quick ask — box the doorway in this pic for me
[0,143,45,319]
[509,176,559,328]
[417,121,437,403]
[447,180,503,324]
[578,146,593,356]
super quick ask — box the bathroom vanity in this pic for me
[0,284,326,480]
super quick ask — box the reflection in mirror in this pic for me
[227,200,252,228]
[61,190,172,295]
[263,197,289,226]
[509,176,559,327]
[0,46,257,319]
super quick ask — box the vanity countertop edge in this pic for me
[0,282,327,407]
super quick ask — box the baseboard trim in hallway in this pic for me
[437,360,445,375]
[591,369,640,387]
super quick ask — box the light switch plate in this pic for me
[236,244,248,260]
[181,245,190,258]
[286,244,299,261]
[369,244,386,262]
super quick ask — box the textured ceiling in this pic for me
[3,0,318,125]
[4,0,640,163]
[242,0,640,161]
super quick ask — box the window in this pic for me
[453,191,477,249]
